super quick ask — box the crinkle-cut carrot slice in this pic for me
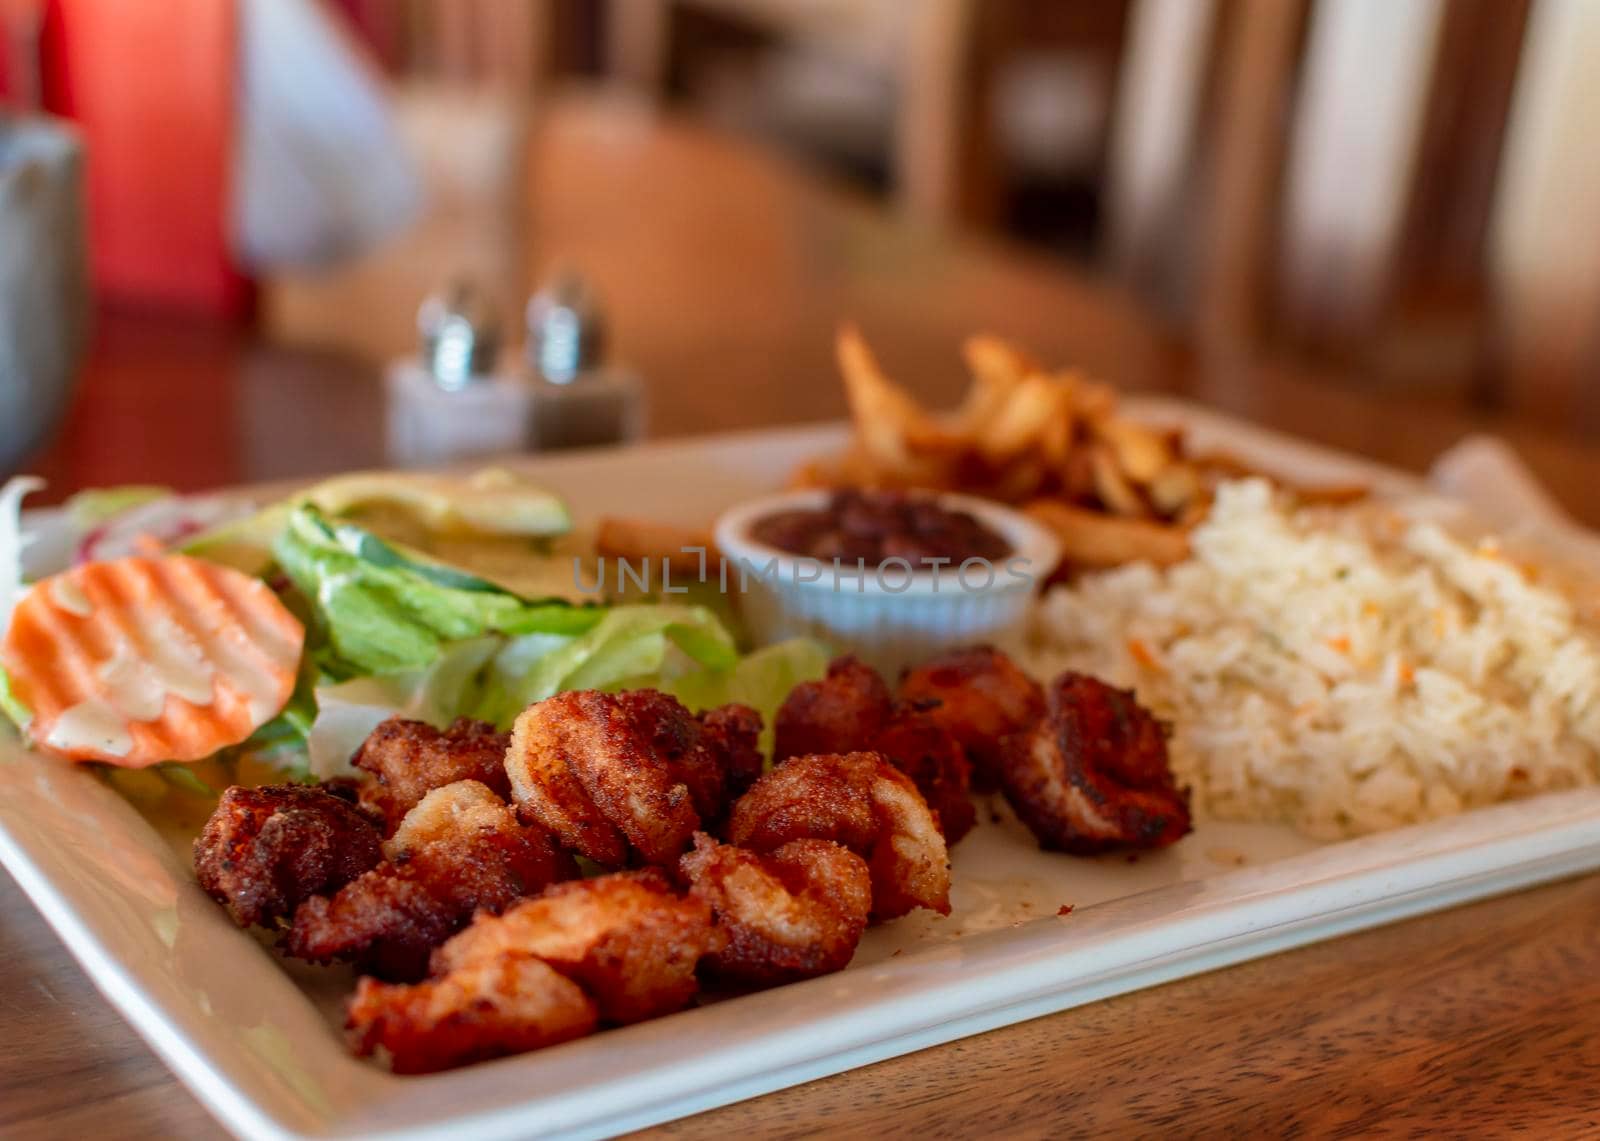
[0,555,304,766]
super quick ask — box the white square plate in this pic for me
[5,401,1600,1140]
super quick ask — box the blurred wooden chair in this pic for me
[602,0,1086,227]
[1105,0,1600,431]
[331,0,579,90]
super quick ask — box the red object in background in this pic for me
[328,0,404,75]
[37,0,253,316]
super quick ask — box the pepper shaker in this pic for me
[384,280,536,467]
[523,271,645,450]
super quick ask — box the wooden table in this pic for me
[7,92,1600,1139]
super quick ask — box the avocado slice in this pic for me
[307,469,571,538]
[182,468,573,584]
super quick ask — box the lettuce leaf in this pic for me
[305,636,502,779]
[660,637,829,753]
[470,605,739,727]
[275,504,600,678]
[660,637,829,719]
[303,607,752,778]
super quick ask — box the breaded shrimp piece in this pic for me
[622,692,764,823]
[680,833,870,985]
[899,645,1046,786]
[347,953,597,1074]
[871,710,976,844]
[506,689,762,868]
[726,752,950,920]
[194,784,382,929]
[286,781,574,980]
[998,672,1191,854]
[432,868,719,1025]
[773,655,893,762]
[696,702,765,803]
[352,717,511,834]
[776,655,976,844]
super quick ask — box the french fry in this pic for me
[810,326,1334,568]
[1036,409,1074,470]
[985,455,1051,503]
[958,334,1033,434]
[1026,500,1191,569]
[838,324,918,465]
[1059,447,1098,502]
[1093,417,1173,485]
[837,324,957,460]
[1147,462,1203,517]
[1176,494,1213,528]
[1089,443,1148,517]
[596,517,720,574]
[1069,374,1118,423]
[976,374,1070,460]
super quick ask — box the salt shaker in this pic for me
[524,271,644,450]
[384,281,536,467]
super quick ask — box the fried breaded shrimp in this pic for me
[775,655,975,843]
[286,780,574,980]
[697,702,765,803]
[506,689,763,868]
[899,645,1046,786]
[680,833,870,985]
[998,672,1191,854]
[352,717,511,834]
[773,655,892,762]
[432,869,719,1024]
[871,711,976,844]
[726,752,950,920]
[194,784,382,929]
[347,953,597,1074]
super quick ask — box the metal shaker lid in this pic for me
[419,280,499,391]
[526,269,605,385]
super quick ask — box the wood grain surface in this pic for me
[8,92,1600,1139]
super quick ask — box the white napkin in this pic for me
[1429,434,1600,566]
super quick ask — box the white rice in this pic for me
[1018,479,1600,838]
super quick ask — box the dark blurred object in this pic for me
[328,0,601,89]
[0,113,87,473]
[603,0,1130,254]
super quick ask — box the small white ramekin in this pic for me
[713,489,1062,677]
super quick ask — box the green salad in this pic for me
[2,468,826,784]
